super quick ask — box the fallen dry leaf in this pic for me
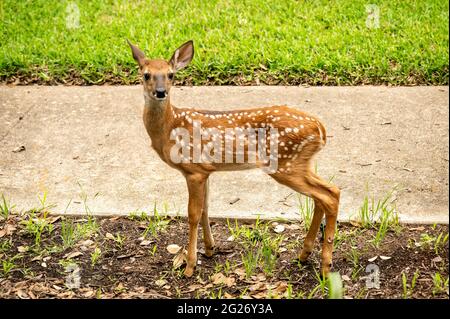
[2,224,17,236]
[186,284,203,292]
[166,244,182,254]
[173,250,187,269]
[273,224,285,234]
[82,290,95,298]
[432,256,443,263]
[409,226,425,231]
[13,145,26,153]
[251,291,267,299]
[17,246,29,253]
[224,292,234,299]
[48,216,61,224]
[140,240,153,246]
[249,282,267,292]
[211,272,236,287]
[16,289,29,299]
[28,290,37,299]
[63,251,83,259]
[203,283,214,290]
[105,232,115,240]
[79,239,94,247]
[251,273,266,282]
[155,279,167,287]
[273,281,288,295]
[349,220,362,227]
[234,268,246,280]
[341,275,351,281]
[286,224,301,230]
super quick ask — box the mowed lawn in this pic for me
[1,0,448,85]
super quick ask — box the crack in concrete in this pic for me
[0,102,36,143]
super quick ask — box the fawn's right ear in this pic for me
[169,40,194,72]
[127,39,146,67]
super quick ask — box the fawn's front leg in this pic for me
[184,173,207,277]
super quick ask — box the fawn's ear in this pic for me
[127,39,146,67]
[169,40,194,72]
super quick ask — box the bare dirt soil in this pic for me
[0,212,448,299]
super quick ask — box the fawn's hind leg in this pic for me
[201,178,215,257]
[271,170,340,276]
[299,199,325,262]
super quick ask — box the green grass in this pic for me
[140,204,170,238]
[90,247,101,268]
[1,0,448,85]
[418,231,449,254]
[432,272,449,296]
[0,194,14,220]
[345,246,363,280]
[1,257,16,277]
[227,218,284,278]
[402,270,420,299]
[355,188,401,247]
[60,219,78,249]
[60,216,99,249]
[297,194,314,231]
[20,212,55,248]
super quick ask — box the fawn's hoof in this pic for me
[184,266,195,277]
[299,250,312,262]
[321,263,332,277]
[204,246,215,258]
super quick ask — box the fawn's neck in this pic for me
[143,95,174,153]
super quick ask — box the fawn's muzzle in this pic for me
[155,88,167,99]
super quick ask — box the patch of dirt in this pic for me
[0,213,448,299]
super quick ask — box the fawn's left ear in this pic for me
[127,39,146,67]
[169,40,194,72]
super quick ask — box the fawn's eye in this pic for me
[168,72,174,80]
[144,73,150,81]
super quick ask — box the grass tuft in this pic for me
[0,194,14,220]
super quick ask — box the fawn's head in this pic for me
[127,40,194,101]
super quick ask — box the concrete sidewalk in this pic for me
[0,85,448,224]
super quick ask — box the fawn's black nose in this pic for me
[155,88,166,99]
